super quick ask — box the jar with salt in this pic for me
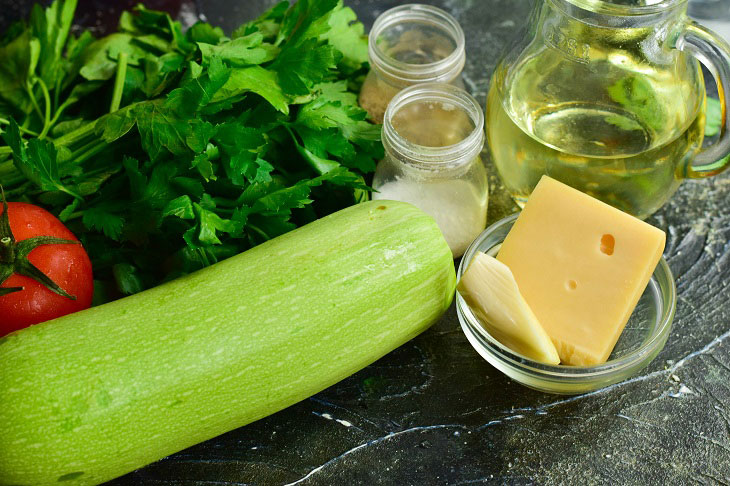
[372,83,488,258]
[358,4,466,124]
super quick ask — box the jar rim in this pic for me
[369,4,466,86]
[562,0,686,16]
[382,83,485,170]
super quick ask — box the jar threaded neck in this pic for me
[382,83,485,170]
[368,4,466,87]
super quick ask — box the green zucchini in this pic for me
[0,200,455,485]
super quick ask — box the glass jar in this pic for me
[372,83,488,258]
[486,0,730,220]
[358,4,467,124]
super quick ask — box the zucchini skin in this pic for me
[0,200,455,485]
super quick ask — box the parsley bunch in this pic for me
[0,0,381,300]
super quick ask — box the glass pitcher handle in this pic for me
[675,21,730,178]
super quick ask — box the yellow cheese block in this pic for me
[497,176,666,366]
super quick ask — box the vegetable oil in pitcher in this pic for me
[486,2,707,219]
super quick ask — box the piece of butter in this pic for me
[497,176,666,366]
[458,252,560,365]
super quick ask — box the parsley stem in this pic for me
[25,82,44,122]
[0,121,99,191]
[74,140,107,164]
[54,121,96,148]
[63,211,84,221]
[53,78,61,114]
[0,155,27,189]
[197,248,211,267]
[3,181,33,199]
[110,53,129,113]
[247,224,269,241]
[71,139,101,158]
[47,98,76,130]
[0,118,40,137]
[36,78,53,140]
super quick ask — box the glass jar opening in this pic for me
[383,83,485,170]
[564,0,685,15]
[369,4,466,86]
[392,100,476,148]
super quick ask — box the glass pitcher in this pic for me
[487,0,730,219]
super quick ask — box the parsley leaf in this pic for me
[30,0,77,86]
[3,118,81,199]
[233,1,288,41]
[276,0,339,47]
[162,195,195,220]
[112,263,145,294]
[211,65,289,114]
[134,100,193,159]
[198,33,279,67]
[79,33,149,81]
[0,30,38,114]
[0,0,379,300]
[705,97,722,138]
[187,22,225,45]
[607,75,665,133]
[165,56,230,115]
[272,38,339,95]
[82,205,125,241]
[322,5,368,74]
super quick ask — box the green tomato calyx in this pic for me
[0,190,79,300]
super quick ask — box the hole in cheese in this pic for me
[600,234,615,256]
[567,280,578,290]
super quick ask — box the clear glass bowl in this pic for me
[456,213,677,395]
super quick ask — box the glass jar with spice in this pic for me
[359,4,467,124]
[372,83,488,258]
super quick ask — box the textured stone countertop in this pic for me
[2,0,730,484]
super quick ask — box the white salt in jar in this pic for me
[358,4,466,124]
[372,83,488,258]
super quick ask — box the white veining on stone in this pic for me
[284,425,467,485]
[503,327,730,416]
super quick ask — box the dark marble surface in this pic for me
[3,0,730,484]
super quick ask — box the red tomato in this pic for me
[0,202,93,335]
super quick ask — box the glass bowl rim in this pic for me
[456,212,677,381]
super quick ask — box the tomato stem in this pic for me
[0,190,78,299]
[0,236,13,263]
